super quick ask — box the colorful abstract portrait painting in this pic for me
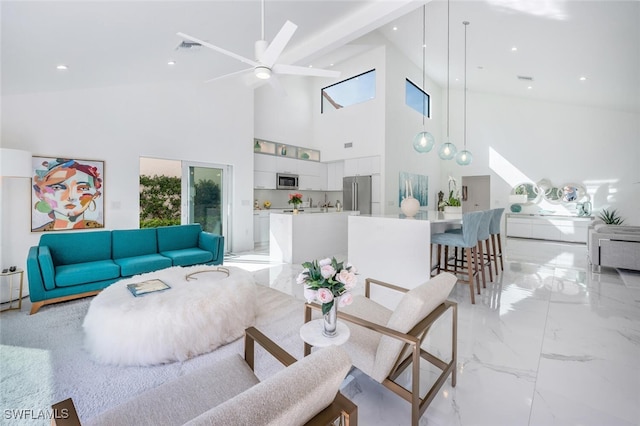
[31,157,104,232]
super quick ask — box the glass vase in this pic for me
[323,301,338,337]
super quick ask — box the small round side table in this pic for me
[300,319,350,356]
[1,268,24,312]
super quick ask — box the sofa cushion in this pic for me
[55,260,120,287]
[160,248,213,267]
[112,228,159,259]
[86,354,259,426]
[40,231,112,265]
[114,254,172,277]
[157,224,202,252]
[37,246,56,291]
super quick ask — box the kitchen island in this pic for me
[347,211,462,309]
[270,210,359,264]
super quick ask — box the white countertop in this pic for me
[358,210,462,223]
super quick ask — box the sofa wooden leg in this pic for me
[30,301,44,315]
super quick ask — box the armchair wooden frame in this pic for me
[52,327,357,426]
[304,278,457,426]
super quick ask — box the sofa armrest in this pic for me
[198,232,224,264]
[37,246,57,291]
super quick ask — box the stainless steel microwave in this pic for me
[277,173,299,190]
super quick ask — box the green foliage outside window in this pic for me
[139,175,181,228]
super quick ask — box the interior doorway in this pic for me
[461,175,490,213]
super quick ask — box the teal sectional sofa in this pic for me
[27,224,224,314]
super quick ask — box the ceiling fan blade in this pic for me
[260,20,297,68]
[204,67,253,83]
[272,64,341,78]
[177,32,259,68]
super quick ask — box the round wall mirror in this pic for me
[544,187,563,203]
[512,182,539,204]
[560,184,586,203]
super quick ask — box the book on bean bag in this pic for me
[127,279,170,297]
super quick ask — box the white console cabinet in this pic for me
[506,214,593,244]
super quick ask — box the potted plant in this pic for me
[439,177,462,213]
[598,209,625,225]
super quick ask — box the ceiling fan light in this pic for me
[254,66,271,79]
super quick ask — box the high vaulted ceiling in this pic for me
[2,1,639,113]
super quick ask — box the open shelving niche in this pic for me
[253,139,320,162]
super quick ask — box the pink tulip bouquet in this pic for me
[297,257,357,315]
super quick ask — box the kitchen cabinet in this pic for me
[254,154,276,172]
[343,156,381,176]
[254,171,276,189]
[253,211,270,244]
[326,161,344,191]
[276,157,299,174]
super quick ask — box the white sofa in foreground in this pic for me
[53,327,357,426]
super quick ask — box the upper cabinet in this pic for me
[343,156,381,176]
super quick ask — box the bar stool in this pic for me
[489,208,505,275]
[431,210,483,304]
[445,210,493,289]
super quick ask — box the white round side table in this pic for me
[300,319,350,356]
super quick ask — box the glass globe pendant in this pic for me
[456,150,472,165]
[413,131,435,153]
[438,139,457,160]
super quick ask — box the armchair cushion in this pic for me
[342,273,457,382]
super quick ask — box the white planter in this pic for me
[444,206,462,214]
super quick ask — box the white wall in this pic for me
[444,91,640,224]
[254,75,315,148]
[312,44,387,162]
[1,79,255,289]
[384,40,444,214]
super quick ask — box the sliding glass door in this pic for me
[182,162,231,250]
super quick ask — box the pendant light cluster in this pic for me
[455,21,472,166]
[412,5,435,153]
[413,0,472,166]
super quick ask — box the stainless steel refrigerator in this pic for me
[343,175,372,214]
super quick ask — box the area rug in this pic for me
[0,283,305,425]
[617,268,640,288]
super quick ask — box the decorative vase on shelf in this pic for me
[323,300,338,337]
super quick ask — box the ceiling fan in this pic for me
[176,0,340,87]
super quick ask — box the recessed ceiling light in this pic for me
[511,46,518,52]
[308,65,313,68]
[167,60,176,66]
[56,64,68,70]
[579,76,587,81]
[392,26,398,31]
[329,63,334,67]
[527,86,533,90]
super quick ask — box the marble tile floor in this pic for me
[226,238,640,426]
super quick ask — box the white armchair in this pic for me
[304,272,458,426]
